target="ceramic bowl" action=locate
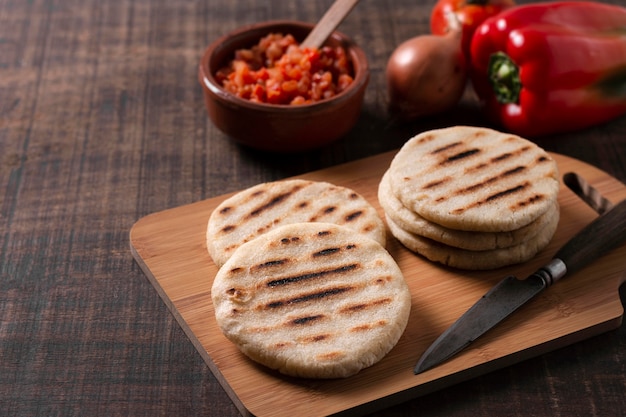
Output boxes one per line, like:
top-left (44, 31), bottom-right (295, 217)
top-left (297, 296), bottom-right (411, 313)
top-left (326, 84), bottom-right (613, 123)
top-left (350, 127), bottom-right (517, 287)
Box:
top-left (198, 20), bottom-right (369, 153)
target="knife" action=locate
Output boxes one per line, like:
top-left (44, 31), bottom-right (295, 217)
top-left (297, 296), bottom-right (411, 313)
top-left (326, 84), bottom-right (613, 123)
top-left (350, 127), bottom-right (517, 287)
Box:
top-left (414, 197), bottom-right (626, 374)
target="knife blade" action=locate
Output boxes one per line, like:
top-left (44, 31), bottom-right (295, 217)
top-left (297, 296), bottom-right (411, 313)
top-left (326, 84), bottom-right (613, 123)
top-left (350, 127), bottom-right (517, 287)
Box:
top-left (414, 197), bottom-right (626, 374)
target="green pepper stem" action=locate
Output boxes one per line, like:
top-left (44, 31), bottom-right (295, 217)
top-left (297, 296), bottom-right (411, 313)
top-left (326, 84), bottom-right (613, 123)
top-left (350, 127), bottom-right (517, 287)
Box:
top-left (488, 52), bottom-right (522, 104)
top-left (594, 66), bottom-right (626, 98)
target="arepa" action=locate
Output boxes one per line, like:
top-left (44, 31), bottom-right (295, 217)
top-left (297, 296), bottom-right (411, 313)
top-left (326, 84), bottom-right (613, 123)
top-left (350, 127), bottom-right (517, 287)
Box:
top-left (385, 204), bottom-right (559, 270)
top-left (378, 169), bottom-right (557, 251)
top-left (211, 222), bottom-right (411, 379)
top-left (387, 126), bottom-right (560, 232)
top-left (206, 179), bottom-right (386, 267)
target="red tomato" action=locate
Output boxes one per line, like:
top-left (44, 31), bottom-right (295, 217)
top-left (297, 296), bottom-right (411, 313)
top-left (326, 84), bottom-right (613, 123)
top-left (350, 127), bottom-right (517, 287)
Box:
top-left (430, 0), bottom-right (515, 57)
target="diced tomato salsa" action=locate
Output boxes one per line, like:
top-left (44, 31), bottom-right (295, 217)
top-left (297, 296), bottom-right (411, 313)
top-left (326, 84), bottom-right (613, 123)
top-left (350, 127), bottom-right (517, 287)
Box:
top-left (215, 33), bottom-right (354, 105)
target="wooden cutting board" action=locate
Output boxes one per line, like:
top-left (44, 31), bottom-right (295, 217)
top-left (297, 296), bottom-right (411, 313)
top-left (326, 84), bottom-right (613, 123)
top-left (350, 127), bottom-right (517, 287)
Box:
top-left (130, 152), bottom-right (626, 417)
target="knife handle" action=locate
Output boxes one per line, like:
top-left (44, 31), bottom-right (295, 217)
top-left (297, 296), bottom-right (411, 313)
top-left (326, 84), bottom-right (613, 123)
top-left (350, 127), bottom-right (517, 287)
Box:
top-left (554, 198), bottom-right (626, 279)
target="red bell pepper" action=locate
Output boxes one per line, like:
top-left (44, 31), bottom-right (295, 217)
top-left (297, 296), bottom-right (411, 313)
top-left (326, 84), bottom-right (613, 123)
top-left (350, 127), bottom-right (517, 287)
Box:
top-left (470, 1), bottom-right (626, 137)
top-left (430, 0), bottom-right (515, 57)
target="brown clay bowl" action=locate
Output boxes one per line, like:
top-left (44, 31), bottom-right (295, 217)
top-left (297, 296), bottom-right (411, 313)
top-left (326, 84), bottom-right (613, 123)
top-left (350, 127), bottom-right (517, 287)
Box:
top-left (198, 20), bottom-right (369, 153)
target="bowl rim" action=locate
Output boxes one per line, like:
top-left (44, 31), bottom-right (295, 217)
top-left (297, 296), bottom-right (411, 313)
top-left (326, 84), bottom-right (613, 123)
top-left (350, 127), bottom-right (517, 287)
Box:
top-left (198, 19), bottom-right (369, 113)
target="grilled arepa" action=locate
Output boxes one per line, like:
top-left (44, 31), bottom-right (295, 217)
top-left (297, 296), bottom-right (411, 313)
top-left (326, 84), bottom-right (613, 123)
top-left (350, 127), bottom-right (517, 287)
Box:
top-left (211, 222), bottom-right (411, 379)
top-left (207, 179), bottom-right (386, 267)
top-left (387, 126), bottom-right (560, 232)
top-left (378, 169), bottom-right (557, 251)
top-left (384, 202), bottom-right (559, 270)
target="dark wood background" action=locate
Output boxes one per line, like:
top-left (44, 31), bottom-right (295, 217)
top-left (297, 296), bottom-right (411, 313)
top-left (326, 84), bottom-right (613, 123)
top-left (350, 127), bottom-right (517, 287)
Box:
top-left (1, 0), bottom-right (625, 416)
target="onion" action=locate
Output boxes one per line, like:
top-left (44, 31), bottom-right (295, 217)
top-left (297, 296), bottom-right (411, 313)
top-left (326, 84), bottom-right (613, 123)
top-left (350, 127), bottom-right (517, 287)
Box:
top-left (386, 31), bottom-right (467, 120)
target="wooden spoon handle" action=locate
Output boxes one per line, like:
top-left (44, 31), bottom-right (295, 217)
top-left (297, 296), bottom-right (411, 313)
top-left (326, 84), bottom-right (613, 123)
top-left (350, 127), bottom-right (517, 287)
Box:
top-left (300, 0), bottom-right (361, 49)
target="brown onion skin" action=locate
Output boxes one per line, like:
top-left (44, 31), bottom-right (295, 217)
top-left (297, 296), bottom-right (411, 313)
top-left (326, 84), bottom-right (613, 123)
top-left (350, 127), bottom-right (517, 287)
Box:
top-left (386, 31), bottom-right (467, 120)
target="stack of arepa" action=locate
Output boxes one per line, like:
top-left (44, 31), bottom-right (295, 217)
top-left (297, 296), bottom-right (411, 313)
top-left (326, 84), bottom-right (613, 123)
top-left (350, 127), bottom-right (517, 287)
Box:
top-left (378, 126), bottom-right (561, 270)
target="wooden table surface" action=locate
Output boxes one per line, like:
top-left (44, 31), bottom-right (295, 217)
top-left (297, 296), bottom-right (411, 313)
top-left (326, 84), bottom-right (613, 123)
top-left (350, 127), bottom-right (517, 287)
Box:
top-left (2, 0), bottom-right (625, 416)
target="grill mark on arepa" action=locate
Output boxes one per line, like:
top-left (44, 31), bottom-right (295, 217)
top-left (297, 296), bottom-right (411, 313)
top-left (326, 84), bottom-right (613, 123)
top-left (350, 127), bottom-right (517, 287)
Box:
top-left (279, 236), bottom-right (301, 245)
top-left (486, 184), bottom-right (527, 202)
top-left (339, 297), bottom-right (393, 314)
top-left (442, 148), bottom-right (480, 164)
top-left (431, 141), bottom-right (462, 153)
top-left (351, 320), bottom-right (387, 332)
top-left (492, 152), bottom-right (513, 162)
top-left (423, 177), bottom-right (451, 190)
top-left (375, 275), bottom-right (394, 285)
top-left (313, 247), bottom-right (340, 257)
top-left (361, 224), bottom-right (376, 233)
top-left (247, 192), bottom-right (292, 218)
top-left (299, 334), bottom-right (331, 343)
top-left (463, 147), bottom-right (528, 175)
top-left (417, 133), bottom-right (436, 145)
top-left (245, 183), bottom-right (306, 220)
top-left (220, 224), bottom-right (236, 233)
top-left (513, 194), bottom-right (546, 210)
top-left (461, 166), bottom-right (526, 194)
top-left (290, 314), bottom-right (325, 325)
top-left (256, 221), bottom-right (279, 235)
top-left (312, 244), bottom-right (358, 258)
top-left (250, 258), bottom-right (289, 273)
top-left (309, 205), bottom-right (337, 221)
top-left (265, 285), bottom-right (354, 309)
top-left (317, 351), bottom-right (345, 361)
top-left (266, 264), bottom-right (359, 287)
top-left (451, 182), bottom-right (531, 214)
top-left (345, 210), bottom-right (364, 222)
